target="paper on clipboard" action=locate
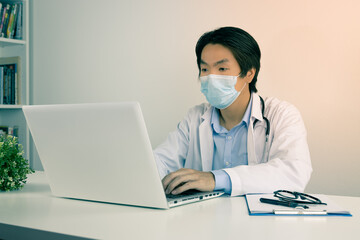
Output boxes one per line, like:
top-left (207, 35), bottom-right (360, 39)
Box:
top-left (245, 194), bottom-right (352, 216)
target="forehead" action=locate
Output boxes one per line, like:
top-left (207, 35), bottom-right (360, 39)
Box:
top-left (200, 44), bottom-right (237, 64)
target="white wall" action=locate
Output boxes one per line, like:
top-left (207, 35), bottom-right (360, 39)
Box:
top-left (30, 0), bottom-right (360, 197)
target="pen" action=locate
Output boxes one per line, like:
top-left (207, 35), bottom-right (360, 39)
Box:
top-left (260, 198), bottom-right (309, 209)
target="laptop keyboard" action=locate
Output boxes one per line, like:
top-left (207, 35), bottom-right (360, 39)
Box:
top-left (166, 189), bottom-right (202, 199)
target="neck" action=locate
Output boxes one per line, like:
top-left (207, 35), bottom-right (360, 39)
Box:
top-left (219, 91), bottom-right (251, 130)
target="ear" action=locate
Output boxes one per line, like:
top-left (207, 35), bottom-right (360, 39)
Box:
top-left (245, 68), bottom-right (256, 83)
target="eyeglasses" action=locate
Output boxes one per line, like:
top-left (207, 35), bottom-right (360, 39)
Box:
top-left (274, 190), bottom-right (327, 205)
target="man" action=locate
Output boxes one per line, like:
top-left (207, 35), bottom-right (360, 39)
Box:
top-left (154, 26), bottom-right (312, 196)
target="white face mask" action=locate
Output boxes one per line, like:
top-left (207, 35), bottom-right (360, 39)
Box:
top-left (200, 74), bottom-right (247, 109)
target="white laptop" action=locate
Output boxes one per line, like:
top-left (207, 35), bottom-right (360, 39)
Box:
top-left (23, 102), bottom-right (224, 209)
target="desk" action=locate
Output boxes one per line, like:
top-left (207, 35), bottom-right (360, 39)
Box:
top-left (0, 172), bottom-right (359, 240)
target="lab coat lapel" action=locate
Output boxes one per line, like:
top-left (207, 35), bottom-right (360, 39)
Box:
top-left (199, 107), bottom-right (214, 171)
top-left (248, 93), bottom-right (263, 165)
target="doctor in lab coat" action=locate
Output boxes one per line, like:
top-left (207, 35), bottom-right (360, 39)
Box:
top-left (154, 27), bottom-right (312, 196)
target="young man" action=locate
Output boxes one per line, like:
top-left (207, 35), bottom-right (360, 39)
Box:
top-left (154, 27), bottom-right (312, 196)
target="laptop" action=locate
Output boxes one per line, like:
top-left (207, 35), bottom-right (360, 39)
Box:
top-left (23, 102), bottom-right (224, 209)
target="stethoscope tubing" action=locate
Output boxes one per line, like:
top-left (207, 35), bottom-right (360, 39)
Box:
top-left (254, 96), bottom-right (270, 162)
top-left (253, 96), bottom-right (270, 138)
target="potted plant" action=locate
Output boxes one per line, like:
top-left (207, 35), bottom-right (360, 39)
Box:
top-left (0, 134), bottom-right (34, 191)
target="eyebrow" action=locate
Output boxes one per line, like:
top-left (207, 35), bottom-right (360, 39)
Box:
top-left (200, 58), bottom-right (229, 66)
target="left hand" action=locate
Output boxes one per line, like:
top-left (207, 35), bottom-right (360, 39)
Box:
top-left (162, 168), bottom-right (215, 195)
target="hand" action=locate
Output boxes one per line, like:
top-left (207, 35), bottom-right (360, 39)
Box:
top-left (162, 168), bottom-right (215, 195)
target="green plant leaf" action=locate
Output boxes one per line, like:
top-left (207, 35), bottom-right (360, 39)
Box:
top-left (0, 135), bottom-right (34, 191)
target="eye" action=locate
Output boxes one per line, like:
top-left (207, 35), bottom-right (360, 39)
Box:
top-left (219, 67), bottom-right (228, 72)
top-left (201, 68), bottom-right (208, 73)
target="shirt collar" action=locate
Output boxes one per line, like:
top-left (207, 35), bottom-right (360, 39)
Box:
top-left (211, 94), bottom-right (253, 133)
top-left (243, 94), bottom-right (253, 126)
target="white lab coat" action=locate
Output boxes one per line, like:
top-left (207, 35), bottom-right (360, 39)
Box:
top-left (154, 93), bottom-right (312, 196)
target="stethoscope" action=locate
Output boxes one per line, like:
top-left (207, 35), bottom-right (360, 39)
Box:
top-left (253, 96), bottom-right (270, 161)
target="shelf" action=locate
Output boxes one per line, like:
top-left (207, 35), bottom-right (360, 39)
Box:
top-left (0, 0), bottom-right (30, 164)
top-left (0, 104), bottom-right (23, 109)
top-left (0, 37), bottom-right (26, 47)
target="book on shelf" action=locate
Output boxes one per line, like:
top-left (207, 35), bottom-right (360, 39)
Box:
top-left (14, 2), bottom-right (22, 39)
top-left (7, 3), bottom-right (18, 38)
top-left (0, 2), bottom-right (23, 40)
top-left (0, 125), bottom-right (19, 137)
top-left (0, 56), bottom-right (21, 105)
top-left (1, 3), bottom-right (9, 38)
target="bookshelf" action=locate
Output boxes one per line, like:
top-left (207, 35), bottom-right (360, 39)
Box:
top-left (0, 0), bottom-right (30, 162)
top-left (0, 37), bottom-right (25, 45)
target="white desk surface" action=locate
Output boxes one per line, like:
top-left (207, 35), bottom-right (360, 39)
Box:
top-left (0, 172), bottom-right (359, 240)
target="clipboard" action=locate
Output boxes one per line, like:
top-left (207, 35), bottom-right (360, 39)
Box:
top-left (245, 194), bottom-right (352, 216)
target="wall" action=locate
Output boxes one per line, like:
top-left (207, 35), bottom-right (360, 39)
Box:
top-left (30, 0), bottom-right (360, 196)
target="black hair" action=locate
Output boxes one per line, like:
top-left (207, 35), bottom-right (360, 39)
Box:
top-left (195, 26), bottom-right (261, 93)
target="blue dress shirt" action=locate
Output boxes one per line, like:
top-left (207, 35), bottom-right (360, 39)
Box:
top-left (211, 96), bottom-right (253, 194)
